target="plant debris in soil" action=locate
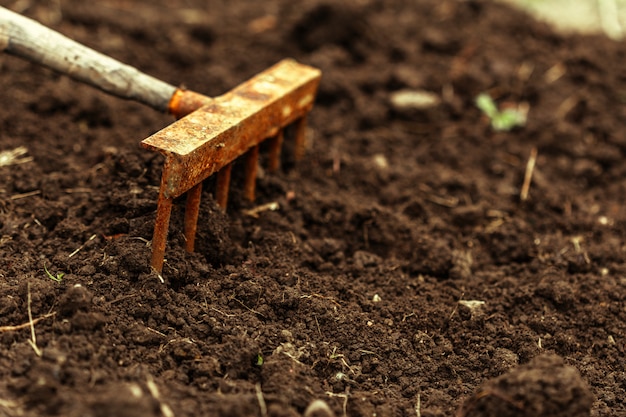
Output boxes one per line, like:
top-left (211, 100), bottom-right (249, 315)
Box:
top-left (1, 1), bottom-right (626, 416)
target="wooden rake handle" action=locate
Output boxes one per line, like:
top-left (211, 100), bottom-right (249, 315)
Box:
top-left (0, 6), bottom-right (208, 117)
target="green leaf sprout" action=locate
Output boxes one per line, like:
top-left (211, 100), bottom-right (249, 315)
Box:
top-left (475, 93), bottom-right (527, 131)
top-left (44, 263), bottom-right (65, 282)
top-left (255, 353), bottom-right (264, 366)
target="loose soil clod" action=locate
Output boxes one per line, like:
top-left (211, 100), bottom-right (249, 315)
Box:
top-left (457, 354), bottom-right (594, 417)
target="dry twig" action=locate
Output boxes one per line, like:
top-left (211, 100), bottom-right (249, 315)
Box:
top-left (10, 190), bottom-right (40, 200)
top-left (27, 283), bottom-right (41, 356)
top-left (520, 147), bottom-right (537, 201)
top-left (415, 393), bottom-right (421, 417)
top-left (255, 384), bottom-right (268, 417)
top-left (325, 390), bottom-right (349, 417)
top-left (0, 312), bottom-right (55, 332)
top-left (242, 202), bottom-right (280, 218)
top-left (0, 146), bottom-right (33, 167)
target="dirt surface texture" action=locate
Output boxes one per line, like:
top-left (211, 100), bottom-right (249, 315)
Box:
top-left (1, 1), bottom-right (625, 416)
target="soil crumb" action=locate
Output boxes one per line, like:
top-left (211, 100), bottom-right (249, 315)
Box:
top-left (458, 354), bottom-right (593, 417)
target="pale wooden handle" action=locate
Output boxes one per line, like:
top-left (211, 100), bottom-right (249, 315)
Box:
top-left (0, 6), bottom-right (177, 112)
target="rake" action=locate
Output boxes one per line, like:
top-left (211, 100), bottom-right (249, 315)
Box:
top-left (0, 7), bottom-right (321, 273)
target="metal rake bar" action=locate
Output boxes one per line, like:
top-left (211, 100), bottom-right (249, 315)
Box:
top-left (142, 59), bottom-right (321, 273)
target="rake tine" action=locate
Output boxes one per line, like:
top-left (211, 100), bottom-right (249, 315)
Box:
top-left (151, 189), bottom-right (174, 273)
top-left (267, 129), bottom-right (284, 173)
top-left (184, 182), bottom-right (202, 252)
top-left (244, 145), bottom-right (260, 202)
top-left (294, 116), bottom-right (308, 162)
top-left (215, 163), bottom-right (233, 210)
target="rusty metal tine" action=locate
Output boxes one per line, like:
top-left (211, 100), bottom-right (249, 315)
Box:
top-left (142, 60), bottom-right (321, 272)
top-left (151, 191), bottom-right (174, 273)
top-left (215, 163), bottom-right (233, 210)
top-left (294, 116), bottom-right (308, 162)
top-left (267, 129), bottom-right (284, 173)
top-left (183, 182), bottom-right (202, 252)
top-left (244, 145), bottom-right (260, 202)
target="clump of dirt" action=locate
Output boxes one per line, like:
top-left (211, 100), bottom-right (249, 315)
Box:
top-left (458, 354), bottom-right (593, 417)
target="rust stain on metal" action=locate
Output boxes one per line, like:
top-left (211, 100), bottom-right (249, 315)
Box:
top-left (168, 89), bottom-right (213, 119)
top-left (183, 182), bottom-right (203, 252)
top-left (215, 163), bottom-right (233, 210)
top-left (142, 59), bottom-right (321, 272)
top-left (267, 129), bottom-right (284, 173)
top-left (293, 116), bottom-right (308, 162)
top-left (244, 145), bottom-right (260, 202)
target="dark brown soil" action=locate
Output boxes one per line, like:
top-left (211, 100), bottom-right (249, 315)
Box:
top-left (458, 354), bottom-right (593, 417)
top-left (1, 1), bottom-right (625, 416)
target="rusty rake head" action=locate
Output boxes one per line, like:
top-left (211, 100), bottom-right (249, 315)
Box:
top-left (141, 59), bottom-right (321, 273)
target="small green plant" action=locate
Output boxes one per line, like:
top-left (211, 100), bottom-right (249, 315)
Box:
top-left (329, 346), bottom-right (342, 360)
top-left (475, 93), bottom-right (527, 131)
top-left (44, 263), bottom-right (65, 282)
top-left (255, 353), bottom-right (264, 366)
